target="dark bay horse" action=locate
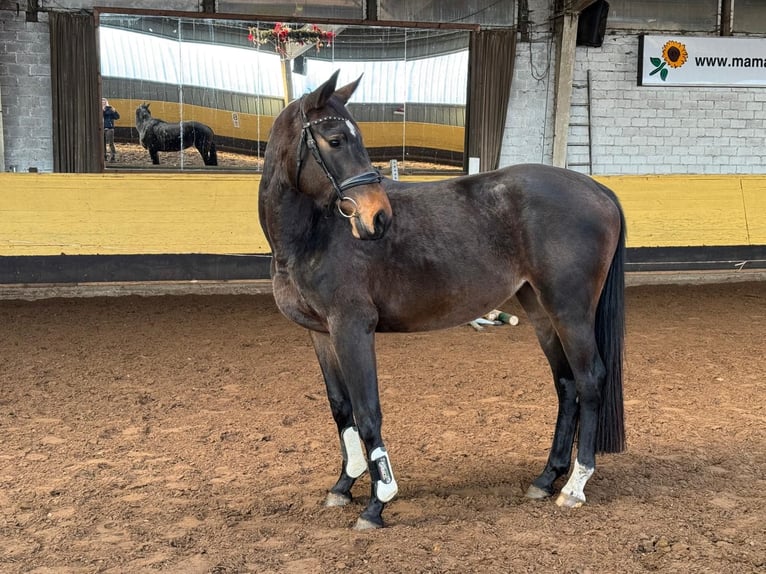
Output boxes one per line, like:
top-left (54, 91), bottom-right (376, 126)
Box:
top-left (135, 103), bottom-right (218, 166)
top-left (259, 71), bottom-right (626, 530)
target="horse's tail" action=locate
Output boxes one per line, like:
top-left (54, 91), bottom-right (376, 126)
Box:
top-left (595, 189), bottom-right (626, 454)
top-left (208, 140), bottom-right (218, 166)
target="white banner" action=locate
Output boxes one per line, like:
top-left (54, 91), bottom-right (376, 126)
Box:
top-left (639, 35), bottom-right (766, 87)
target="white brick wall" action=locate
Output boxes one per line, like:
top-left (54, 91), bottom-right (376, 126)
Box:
top-left (501, 40), bottom-right (556, 167)
top-left (0, 11), bottom-right (52, 172)
top-left (587, 35), bottom-right (766, 174)
top-left (501, 31), bottom-right (766, 175)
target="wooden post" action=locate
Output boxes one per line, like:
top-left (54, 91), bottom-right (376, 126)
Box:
top-left (721, 0), bottom-right (733, 36)
top-left (552, 1), bottom-right (600, 168)
top-left (281, 60), bottom-right (293, 106)
top-left (552, 10), bottom-right (579, 168)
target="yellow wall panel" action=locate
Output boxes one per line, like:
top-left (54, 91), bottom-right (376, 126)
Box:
top-left (0, 174), bottom-right (266, 256)
top-left (110, 99), bottom-right (465, 154)
top-left (596, 176), bottom-right (751, 248)
top-left (0, 172), bottom-right (762, 257)
top-left (740, 178), bottom-right (766, 245)
top-left (359, 122), bottom-right (465, 153)
top-left (112, 99), bottom-right (275, 142)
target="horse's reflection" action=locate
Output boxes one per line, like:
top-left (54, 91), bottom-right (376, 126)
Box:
top-left (135, 103), bottom-right (217, 166)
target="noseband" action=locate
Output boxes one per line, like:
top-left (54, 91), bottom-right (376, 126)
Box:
top-left (296, 99), bottom-right (381, 218)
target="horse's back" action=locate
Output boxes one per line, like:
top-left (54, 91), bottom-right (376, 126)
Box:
top-left (496, 164), bottom-right (621, 235)
top-left (489, 164), bottom-right (623, 282)
top-left (386, 164), bottom-right (620, 241)
top-left (370, 164), bottom-right (623, 330)
top-left (457, 164), bottom-right (618, 216)
top-left (185, 121), bottom-right (214, 136)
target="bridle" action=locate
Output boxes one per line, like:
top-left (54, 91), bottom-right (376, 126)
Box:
top-left (296, 98), bottom-right (381, 218)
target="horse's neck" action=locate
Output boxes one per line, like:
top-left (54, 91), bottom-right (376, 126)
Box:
top-left (261, 179), bottom-right (328, 265)
top-left (138, 118), bottom-right (160, 136)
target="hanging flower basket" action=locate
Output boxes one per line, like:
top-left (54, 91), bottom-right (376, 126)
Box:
top-left (248, 23), bottom-right (336, 60)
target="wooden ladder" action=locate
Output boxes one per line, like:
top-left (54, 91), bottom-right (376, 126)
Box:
top-left (566, 69), bottom-right (593, 174)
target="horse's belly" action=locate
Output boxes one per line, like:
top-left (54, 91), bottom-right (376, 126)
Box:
top-left (272, 273), bottom-right (328, 332)
top-left (378, 308), bottom-right (494, 332)
top-left (376, 281), bottom-right (521, 333)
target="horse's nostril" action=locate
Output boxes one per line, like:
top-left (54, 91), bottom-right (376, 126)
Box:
top-left (374, 209), bottom-right (390, 236)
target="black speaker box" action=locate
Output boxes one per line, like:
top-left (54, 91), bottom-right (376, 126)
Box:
top-left (293, 55), bottom-right (306, 75)
top-left (577, 0), bottom-right (609, 47)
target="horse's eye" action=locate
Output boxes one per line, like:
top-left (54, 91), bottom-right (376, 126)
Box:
top-left (328, 138), bottom-right (342, 148)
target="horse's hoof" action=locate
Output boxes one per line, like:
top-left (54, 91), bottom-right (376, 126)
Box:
top-left (353, 516), bottom-right (383, 531)
top-left (555, 491), bottom-right (585, 508)
top-left (325, 492), bottom-right (352, 507)
top-left (525, 485), bottom-right (552, 500)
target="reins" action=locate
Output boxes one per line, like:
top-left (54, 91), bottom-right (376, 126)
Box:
top-left (296, 98), bottom-right (381, 218)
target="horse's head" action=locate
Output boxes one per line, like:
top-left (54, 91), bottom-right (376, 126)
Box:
top-left (135, 103), bottom-right (152, 126)
top-left (273, 71), bottom-right (392, 240)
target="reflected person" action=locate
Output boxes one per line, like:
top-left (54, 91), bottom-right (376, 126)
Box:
top-left (102, 98), bottom-right (120, 162)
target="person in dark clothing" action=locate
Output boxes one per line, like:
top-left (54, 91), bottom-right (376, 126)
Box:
top-left (102, 98), bottom-right (120, 162)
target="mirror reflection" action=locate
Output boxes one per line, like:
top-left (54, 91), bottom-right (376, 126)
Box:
top-left (98, 14), bottom-right (468, 173)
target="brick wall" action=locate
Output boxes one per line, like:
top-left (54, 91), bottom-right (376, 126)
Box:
top-left (0, 10), bottom-right (52, 172)
top-left (586, 35), bottom-right (766, 175)
top-left (501, 32), bottom-right (766, 175)
top-left (501, 40), bottom-right (556, 167)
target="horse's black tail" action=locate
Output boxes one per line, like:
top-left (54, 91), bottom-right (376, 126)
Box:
top-left (207, 141), bottom-right (218, 166)
top-left (595, 192), bottom-right (626, 454)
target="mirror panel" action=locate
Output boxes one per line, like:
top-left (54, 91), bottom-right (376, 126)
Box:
top-left (99, 14), bottom-right (468, 173)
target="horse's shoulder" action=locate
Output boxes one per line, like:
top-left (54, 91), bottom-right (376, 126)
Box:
top-left (272, 266), bottom-right (328, 331)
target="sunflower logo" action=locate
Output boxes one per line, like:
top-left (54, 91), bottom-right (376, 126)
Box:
top-left (649, 40), bottom-right (688, 81)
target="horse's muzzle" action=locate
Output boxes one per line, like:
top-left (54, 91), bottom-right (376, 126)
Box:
top-left (345, 193), bottom-right (392, 240)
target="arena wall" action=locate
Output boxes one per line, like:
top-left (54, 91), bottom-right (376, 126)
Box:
top-left (0, 172), bottom-right (763, 282)
top-left (2, 2), bottom-right (765, 283)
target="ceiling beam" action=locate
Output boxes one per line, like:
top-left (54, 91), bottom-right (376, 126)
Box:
top-left (567, 0), bottom-right (599, 14)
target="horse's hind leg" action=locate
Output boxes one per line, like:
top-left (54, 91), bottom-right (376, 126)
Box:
top-left (310, 331), bottom-right (367, 507)
top-left (149, 148), bottom-right (160, 165)
top-left (196, 144), bottom-right (208, 165)
top-left (516, 284), bottom-right (579, 499)
top-left (550, 321), bottom-right (606, 507)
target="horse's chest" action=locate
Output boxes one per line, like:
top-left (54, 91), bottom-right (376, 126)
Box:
top-left (137, 129), bottom-right (151, 148)
top-left (272, 270), bottom-right (328, 332)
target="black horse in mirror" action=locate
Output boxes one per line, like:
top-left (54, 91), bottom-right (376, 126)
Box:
top-left (135, 103), bottom-right (218, 166)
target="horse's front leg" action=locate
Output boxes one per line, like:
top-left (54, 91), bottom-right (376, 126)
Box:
top-left (310, 331), bottom-right (367, 506)
top-left (149, 148), bottom-right (160, 165)
top-left (329, 319), bottom-right (398, 530)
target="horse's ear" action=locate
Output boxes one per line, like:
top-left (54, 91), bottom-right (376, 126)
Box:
top-left (302, 70), bottom-right (341, 112)
top-left (334, 74), bottom-right (363, 106)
